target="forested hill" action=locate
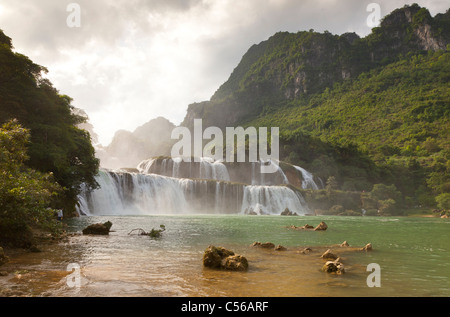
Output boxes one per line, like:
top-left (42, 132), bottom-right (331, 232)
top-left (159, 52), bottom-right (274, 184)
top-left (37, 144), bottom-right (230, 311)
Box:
top-left (181, 4), bottom-right (450, 212)
top-left (0, 29), bottom-right (99, 216)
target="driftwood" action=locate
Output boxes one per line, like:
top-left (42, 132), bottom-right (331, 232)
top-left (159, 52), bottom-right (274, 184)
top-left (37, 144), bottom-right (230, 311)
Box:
top-left (128, 225), bottom-right (166, 238)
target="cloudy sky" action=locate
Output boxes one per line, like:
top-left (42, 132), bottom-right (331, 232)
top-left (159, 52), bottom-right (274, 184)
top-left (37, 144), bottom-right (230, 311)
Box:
top-left (0, 0), bottom-right (448, 145)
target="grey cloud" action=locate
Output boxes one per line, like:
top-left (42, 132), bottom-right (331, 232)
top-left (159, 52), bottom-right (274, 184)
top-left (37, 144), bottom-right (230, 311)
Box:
top-left (1, 0), bottom-right (448, 144)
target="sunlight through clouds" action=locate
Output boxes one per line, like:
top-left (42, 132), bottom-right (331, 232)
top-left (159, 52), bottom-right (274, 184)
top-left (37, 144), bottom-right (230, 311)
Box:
top-left (0, 0), bottom-right (448, 145)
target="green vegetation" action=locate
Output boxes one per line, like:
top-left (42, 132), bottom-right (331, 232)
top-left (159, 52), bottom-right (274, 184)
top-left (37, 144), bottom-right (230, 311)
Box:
top-left (0, 120), bottom-right (62, 247)
top-left (0, 29), bottom-right (99, 246)
top-left (249, 50), bottom-right (449, 213)
top-left (182, 4), bottom-right (450, 215)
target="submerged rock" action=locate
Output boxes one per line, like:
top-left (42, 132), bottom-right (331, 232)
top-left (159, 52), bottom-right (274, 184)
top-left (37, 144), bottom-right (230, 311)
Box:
top-left (281, 208), bottom-right (298, 216)
top-left (275, 245), bottom-right (287, 251)
top-left (298, 247), bottom-right (313, 254)
top-left (203, 245), bottom-right (248, 271)
top-left (82, 221), bottom-right (113, 235)
top-left (251, 242), bottom-right (276, 249)
top-left (321, 249), bottom-right (338, 260)
top-left (360, 243), bottom-right (373, 251)
top-left (322, 260), bottom-right (345, 274)
top-left (314, 221), bottom-right (328, 231)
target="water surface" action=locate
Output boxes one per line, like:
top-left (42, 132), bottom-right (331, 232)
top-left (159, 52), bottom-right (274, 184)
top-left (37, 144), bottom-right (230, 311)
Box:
top-left (1, 215), bottom-right (449, 297)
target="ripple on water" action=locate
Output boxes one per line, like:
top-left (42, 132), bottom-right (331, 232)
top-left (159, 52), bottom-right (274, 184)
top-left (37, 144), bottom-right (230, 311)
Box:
top-left (1, 215), bottom-right (449, 296)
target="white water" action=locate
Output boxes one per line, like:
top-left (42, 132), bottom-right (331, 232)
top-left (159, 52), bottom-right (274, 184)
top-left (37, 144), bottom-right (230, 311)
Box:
top-left (77, 170), bottom-right (189, 215)
top-left (294, 165), bottom-right (319, 190)
top-left (198, 157), bottom-right (230, 181)
top-left (77, 169), bottom-right (310, 216)
top-left (241, 185), bottom-right (309, 215)
top-left (250, 160), bottom-right (289, 185)
top-left (137, 157), bottom-right (297, 186)
top-left (137, 157), bottom-right (230, 182)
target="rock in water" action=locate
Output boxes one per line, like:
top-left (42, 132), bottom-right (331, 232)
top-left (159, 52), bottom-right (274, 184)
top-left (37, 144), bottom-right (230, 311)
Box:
top-left (281, 208), bottom-right (298, 216)
top-left (82, 221), bottom-right (113, 235)
top-left (361, 243), bottom-right (373, 251)
top-left (321, 249), bottom-right (338, 260)
top-left (314, 221), bottom-right (328, 231)
top-left (223, 255), bottom-right (249, 271)
top-left (322, 260), bottom-right (345, 274)
top-left (203, 245), bottom-right (248, 271)
top-left (298, 247), bottom-right (313, 254)
top-left (275, 245), bottom-right (287, 251)
top-left (250, 242), bottom-right (275, 249)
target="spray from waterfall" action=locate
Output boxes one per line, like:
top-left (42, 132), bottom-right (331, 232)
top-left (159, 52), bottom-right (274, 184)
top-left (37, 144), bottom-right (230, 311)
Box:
top-left (77, 158), bottom-right (319, 216)
top-left (76, 168), bottom-right (310, 216)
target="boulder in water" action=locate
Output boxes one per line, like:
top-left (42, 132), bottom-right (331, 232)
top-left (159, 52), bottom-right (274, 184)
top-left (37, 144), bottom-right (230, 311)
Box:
top-left (251, 242), bottom-right (275, 249)
top-left (340, 241), bottom-right (349, 247)
top-left (360, 243), bottom-right (373, 251)
top-left (281, 208), bottom-right (298, 216)
top-left (203, 245), bottom-right (248, 271)
top-left (322, 260), bottom-right (345, 274)
top-left (82, 221), bottom-right (113, 235)
top-left (298, 247), bottom-right (313, 254)
top-left (223, 255), bottom-right (249, 271)
top-left (314, 221), bottom-right (328, 231)
top-left (275, 245), bottom-right (287, 251)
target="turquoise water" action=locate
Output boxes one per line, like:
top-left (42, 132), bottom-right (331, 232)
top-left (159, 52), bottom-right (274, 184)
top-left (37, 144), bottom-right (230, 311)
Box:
top-left (1, 215), bottom-right (449, 296)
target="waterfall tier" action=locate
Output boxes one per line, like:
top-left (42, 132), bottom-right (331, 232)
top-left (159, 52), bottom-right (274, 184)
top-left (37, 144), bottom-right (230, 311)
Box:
top-left (77, 169), bottom-right (310, 216)
top-left (137, 157), bottom-right (318, 188)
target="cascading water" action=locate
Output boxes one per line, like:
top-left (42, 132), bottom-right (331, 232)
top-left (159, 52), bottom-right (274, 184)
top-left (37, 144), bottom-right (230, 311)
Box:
top-left (138, 157), bottom-right (291, 186)
top-left (241, 185), bottom-right (309, 215)
top-left (76, 168), bottom-right (310, 216)
top-left (138, 157), bottom-right (230, 182)
top-left (77, 170), bottom-right (190, 215)
top-left (294, 165), bottom-right (320, 190)
top-left (77, 157), bottom-right (319, 216)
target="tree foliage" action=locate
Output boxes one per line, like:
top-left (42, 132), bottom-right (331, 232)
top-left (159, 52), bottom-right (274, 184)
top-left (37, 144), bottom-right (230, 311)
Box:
top-left (0, 120), bottom-right (62, 247)
top-left (180, 5), bottom-right (449, 212)
top-left (0, 29), bottom-right (99, 215)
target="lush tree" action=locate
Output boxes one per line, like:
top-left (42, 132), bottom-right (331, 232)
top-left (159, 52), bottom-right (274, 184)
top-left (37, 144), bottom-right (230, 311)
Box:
top-left (0, 29), bottom-right (99, 215)
top-left (436, 193), bottom-right (450, 210)
top-left (0, 120), bottom-right (62, 247)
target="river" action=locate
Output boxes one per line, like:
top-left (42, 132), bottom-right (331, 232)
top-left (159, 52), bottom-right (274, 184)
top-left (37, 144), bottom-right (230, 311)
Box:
top-left (0, 215), bottom-right (449, 297)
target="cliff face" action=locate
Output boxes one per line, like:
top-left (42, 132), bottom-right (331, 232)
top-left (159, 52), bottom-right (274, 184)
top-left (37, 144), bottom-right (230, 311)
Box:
top-left (181, 4), bottom-right (449, 130)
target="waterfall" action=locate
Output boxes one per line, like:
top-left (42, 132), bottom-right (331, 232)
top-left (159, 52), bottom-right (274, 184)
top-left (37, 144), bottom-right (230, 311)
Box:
top-left (137, 157), bottom-right (230, 182)
top-left (76, 168), bottom-right (309, 216)
top-left (241, 185), bottom-right (309, 215)
top-left (78, 157), bottom-right (319, 216)
top-left (137, 157), bottom-right (294, 186)
top-left (294, 165), bottom-right (319, 190)
top-left (77, 169), bottom-right (190, 215)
